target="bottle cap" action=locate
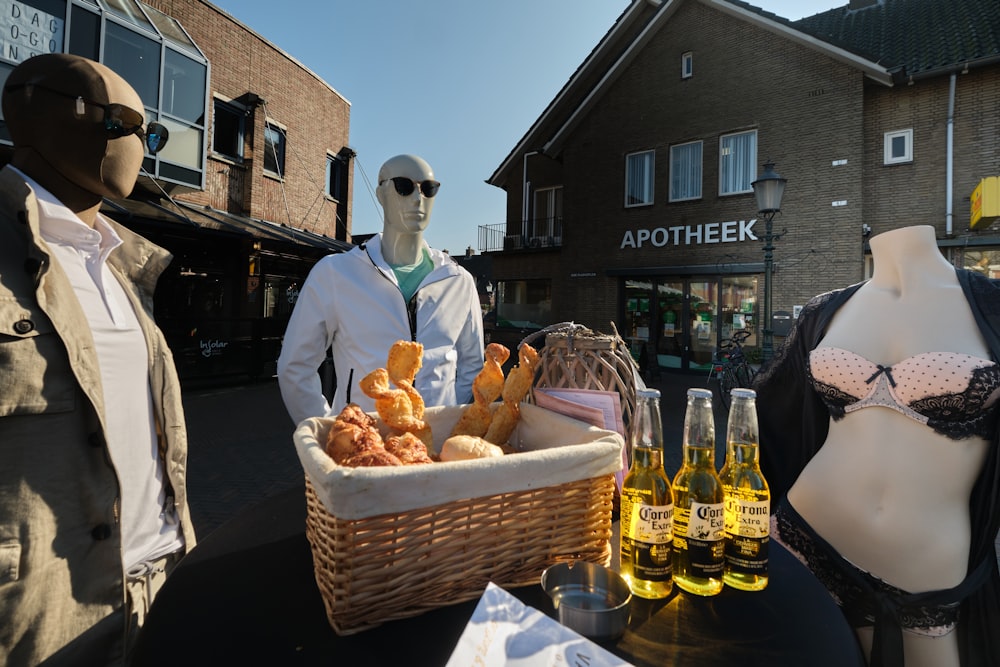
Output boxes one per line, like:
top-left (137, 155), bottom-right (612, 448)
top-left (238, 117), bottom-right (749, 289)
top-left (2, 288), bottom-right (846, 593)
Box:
top-left (686, 388), bottom-right (712, 399)
top-left (730, 388), bottom-right (756, 400)
top-left (637, 388), bottom-right (662, 400)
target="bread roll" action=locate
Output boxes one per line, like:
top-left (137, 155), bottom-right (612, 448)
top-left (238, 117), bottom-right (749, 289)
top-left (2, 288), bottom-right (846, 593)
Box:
top-left (440, 435), bottom-right (505, 462)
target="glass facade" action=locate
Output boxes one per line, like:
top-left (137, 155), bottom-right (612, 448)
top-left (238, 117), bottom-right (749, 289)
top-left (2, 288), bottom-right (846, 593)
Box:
top-left (0, 0), bottom-right (208, 189)
top-left (624, 275), bottom-right (760, 373)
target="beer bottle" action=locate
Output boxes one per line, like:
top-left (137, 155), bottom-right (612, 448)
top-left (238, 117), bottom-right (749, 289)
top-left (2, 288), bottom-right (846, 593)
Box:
top-left (672, 388), bottom-right (725, 596)
top-left (720, 388), bottom-right (770, 591)
top-left (619, 388), bottom-right (674, 599)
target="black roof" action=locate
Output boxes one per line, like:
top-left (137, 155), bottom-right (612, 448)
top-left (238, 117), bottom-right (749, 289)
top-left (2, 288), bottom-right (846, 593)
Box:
top-left (733, 0), bottom-right (1000, 77)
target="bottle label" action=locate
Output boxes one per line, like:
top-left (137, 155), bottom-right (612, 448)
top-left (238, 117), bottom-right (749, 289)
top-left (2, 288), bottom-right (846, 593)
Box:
top-left (678, 501), bottom-right (724, 579)
top-left (724, 497), bottom-right (770, 575)
top-left (724, 497), bottom-right (770, 538)
top-left (622, 497), bottom-right (673, 581)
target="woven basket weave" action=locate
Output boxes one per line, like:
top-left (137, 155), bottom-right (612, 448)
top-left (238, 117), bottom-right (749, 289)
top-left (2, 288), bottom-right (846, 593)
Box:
top-left (304, 474), bottom-right (614, 635)
top-left (527, 322), bottom-right (643, 433)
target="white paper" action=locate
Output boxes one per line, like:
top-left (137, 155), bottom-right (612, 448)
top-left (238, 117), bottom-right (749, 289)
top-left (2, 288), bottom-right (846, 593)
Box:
top-left (445, 583), bottom-right (634, 667)
top-left (534, 388), bottom-right (628, 490)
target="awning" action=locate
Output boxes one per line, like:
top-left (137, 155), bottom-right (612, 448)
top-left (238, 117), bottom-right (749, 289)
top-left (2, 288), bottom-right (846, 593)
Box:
top-left (103, 196), bottom-right (354, 253)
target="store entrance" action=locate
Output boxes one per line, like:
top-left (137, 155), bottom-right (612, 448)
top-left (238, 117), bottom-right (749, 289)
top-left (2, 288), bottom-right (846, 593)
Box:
top-left (623, 276), bottom-right (759, 375)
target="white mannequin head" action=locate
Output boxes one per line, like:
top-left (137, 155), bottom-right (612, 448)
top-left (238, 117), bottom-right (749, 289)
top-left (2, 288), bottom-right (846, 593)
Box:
top-left (376, 154), bottom-right (438, 236)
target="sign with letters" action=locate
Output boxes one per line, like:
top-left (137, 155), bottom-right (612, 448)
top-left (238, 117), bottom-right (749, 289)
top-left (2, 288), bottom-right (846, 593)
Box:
top-left (0, 1), bottom-right (64, 65)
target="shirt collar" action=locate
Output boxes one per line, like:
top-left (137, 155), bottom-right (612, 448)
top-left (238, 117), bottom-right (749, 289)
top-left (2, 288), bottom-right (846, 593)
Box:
top-left (10, 166), bottom-right (123, 258)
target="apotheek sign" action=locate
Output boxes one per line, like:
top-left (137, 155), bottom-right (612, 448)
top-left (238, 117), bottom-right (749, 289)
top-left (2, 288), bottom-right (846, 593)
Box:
top-left (620, 219), bottom-right (758, 249)
top-left (0, 1), bottom-right (64, 64)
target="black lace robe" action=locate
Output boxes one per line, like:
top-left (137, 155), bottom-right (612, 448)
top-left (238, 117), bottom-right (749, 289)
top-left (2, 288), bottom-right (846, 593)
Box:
top-left (753, 269), bottom-right (1000, 667)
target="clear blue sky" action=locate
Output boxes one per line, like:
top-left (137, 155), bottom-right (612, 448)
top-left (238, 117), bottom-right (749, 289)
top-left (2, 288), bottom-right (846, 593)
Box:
top-left (210, 0), bottom-right (840, 254)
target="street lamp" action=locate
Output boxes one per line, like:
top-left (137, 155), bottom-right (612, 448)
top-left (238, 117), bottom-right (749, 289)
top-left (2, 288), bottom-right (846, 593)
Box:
top-left (751, 161), bottom-right (787, 364)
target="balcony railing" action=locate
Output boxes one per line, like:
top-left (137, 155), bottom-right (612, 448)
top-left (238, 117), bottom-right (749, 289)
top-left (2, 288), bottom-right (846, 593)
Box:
top-left (479, 217), bottom-right (563, 253)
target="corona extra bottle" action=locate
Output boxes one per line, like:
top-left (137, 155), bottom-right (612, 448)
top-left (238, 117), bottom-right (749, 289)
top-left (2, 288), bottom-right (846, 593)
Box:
top-left (720, 388), bottom-right (770, 591)
top-left (619, 388), bottom-right (674, 599)
top-left (672, 388), bottom-right (725, 596)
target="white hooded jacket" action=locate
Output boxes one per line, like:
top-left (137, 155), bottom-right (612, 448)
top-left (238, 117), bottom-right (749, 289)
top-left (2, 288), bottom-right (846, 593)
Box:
top-left (277, 233), bottom-right (484, 425)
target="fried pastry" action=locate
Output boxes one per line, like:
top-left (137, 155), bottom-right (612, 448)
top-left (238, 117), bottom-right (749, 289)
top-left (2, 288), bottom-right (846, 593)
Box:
top-left (483, 343), bottom-right (539, 446)
top-left (359, 367), bottom-right (433, 447)
top-left (450, 343), bottom-right (510, 438)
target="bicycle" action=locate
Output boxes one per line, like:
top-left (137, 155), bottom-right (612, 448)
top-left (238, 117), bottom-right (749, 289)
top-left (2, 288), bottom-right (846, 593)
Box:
top-left (709, 329), bottom-right (757, 410)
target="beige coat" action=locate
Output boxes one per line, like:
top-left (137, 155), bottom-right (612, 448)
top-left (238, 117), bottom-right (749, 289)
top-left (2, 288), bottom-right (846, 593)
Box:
top-left (0, 167), bottom-right (195, 666)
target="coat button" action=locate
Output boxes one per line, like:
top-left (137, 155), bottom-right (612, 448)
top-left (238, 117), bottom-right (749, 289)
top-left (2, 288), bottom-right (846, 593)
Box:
top-left (23, 258), bottom-right (41, 275)
top-left (13, 319), bottom-right (34, 334)
top-left (91, 524), bottom-right (113, 541)
top-left (16, 210), bottom-right (27, 225)
top-left (87, 432), bottom-right (106, 448)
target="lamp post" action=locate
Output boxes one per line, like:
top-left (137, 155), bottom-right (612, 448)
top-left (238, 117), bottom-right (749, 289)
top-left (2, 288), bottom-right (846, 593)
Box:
top-left (751, 161), bottom-right (787, 364)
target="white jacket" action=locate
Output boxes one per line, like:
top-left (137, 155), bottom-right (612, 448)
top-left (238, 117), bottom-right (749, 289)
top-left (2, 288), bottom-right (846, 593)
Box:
top-left (277, 233), bottom-right (484, 425)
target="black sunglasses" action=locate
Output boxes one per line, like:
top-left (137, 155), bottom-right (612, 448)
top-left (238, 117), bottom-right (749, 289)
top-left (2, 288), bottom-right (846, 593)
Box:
top-left (5, 82), bottom-right (169, 154)
top-left (381, 176), bottom-right (440, 198)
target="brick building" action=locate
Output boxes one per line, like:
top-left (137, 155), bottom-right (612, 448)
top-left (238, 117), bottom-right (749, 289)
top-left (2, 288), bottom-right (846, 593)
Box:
top-left (0, 0), bottom-right (354, 382)
top-left (485, 0), bottom-right (1000, 373)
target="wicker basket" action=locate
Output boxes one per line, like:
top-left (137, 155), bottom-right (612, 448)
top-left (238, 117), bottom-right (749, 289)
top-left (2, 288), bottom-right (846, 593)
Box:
top-left (295, 404), bottom-right (621, 635)
top-left (527, 322), bottom-right (643, 434)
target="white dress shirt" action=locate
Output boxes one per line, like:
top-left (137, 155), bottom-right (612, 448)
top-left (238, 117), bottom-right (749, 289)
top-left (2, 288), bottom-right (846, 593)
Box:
top-left (15, 168), bottom-right (183, 569)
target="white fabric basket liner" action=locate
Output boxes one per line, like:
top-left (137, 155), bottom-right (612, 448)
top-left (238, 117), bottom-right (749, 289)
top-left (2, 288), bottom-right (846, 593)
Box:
top-left (294, 403), bottom-right (624, 520)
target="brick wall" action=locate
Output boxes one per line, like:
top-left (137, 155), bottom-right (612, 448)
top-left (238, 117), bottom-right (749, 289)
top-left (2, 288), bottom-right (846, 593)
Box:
top-left (145, 0), bottom-right (352, 240)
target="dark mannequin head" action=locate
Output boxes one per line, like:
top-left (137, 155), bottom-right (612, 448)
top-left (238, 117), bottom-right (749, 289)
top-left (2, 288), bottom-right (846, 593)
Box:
top-left (3, 53), bottom-right (148, 209)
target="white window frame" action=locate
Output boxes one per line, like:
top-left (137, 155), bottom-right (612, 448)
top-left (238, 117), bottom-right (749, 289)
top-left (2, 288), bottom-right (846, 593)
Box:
top-left (883, 129), bottom-right (913, 164)
top-left (625, 150), bottom-right (655, 207)
top-left (669, 140), bottom-right (703, 202)
top-left (719, 129), bottom-right (757, 196)
top-left (681, 52), bottom-right (693, 79)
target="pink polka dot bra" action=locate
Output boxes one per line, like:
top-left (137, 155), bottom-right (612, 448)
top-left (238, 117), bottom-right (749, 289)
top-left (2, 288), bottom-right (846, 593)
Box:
top-left (808, 347), bottom-right (1000, 440)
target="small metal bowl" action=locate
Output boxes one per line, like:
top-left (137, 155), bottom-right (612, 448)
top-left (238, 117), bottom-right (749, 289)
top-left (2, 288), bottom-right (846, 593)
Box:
top-left (541, 561), bottom-right (632, 641)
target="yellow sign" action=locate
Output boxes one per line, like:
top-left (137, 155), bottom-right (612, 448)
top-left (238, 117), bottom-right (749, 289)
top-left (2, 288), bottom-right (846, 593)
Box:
top-left (971, 176), bottom-right (1000, 229)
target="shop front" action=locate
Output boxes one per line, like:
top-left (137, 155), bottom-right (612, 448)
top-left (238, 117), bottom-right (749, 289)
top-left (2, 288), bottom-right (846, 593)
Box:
top-left (613, 265), bottom-right (763, 376)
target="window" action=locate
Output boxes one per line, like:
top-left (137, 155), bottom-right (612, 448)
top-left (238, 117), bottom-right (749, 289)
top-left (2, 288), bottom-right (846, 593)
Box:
top-left (496, 279), bottom-right (552, 329)
top-left (681, 52), bottom-right (693, 79)
top-left (719, 130), bottom-right (757, 195)
top-left (884, 129), bottom-right (913, 164)
top-left (213, 100), bottom-right (245, 161)
top-left (531, 186), bottom-right (562, 241)
top-left (625, 150), bottom-right (655, 207)
top-left (325, 154), bottom-right (345, 200)
top-left (670, 140), bottom-right (702, 201)
top-left (263, 122), bottom-right (286, 176)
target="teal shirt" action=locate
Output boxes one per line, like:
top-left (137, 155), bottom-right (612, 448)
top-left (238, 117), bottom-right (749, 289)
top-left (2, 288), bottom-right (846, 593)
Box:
top-left (391, 249), bottom-right (434, 302)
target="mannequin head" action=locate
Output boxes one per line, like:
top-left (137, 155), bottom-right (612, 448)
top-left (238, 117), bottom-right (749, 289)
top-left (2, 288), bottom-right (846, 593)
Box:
top-left (3, 53), bottom-right (149, 215)
top-left (376, 154), bottom-right (438, 236)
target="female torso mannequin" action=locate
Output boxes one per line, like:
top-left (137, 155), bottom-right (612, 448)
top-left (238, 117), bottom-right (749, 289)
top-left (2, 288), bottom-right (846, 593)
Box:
top-left (786, 225), bottom-right (992, 666)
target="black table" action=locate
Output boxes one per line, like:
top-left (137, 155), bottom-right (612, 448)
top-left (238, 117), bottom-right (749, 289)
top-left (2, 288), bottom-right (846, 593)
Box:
top-left (133, 485), bottom-right (865, 666)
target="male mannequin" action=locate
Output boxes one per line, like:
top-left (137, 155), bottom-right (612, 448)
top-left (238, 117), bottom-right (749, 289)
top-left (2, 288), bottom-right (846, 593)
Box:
top-left (0, 54), bottom-right (194, 666)
top-left (278, 154), bottom-right (484, 424)
top-left (755, 226), bottom-right (1000, 667)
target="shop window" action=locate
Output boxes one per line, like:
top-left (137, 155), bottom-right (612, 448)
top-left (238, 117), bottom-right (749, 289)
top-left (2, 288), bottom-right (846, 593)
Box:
top-left (963, 249), bottom-right (1000, 279)
top-left (681, 52), bottom-right (693, 79)
top-left (214, 100), bottom-right (245, 161)
top-left (625, 150), bottom-right (655, 207)
top-left (495, 279), bottom-right (552, 330)
top-left (883, 129), bottom-right (912, 164)
top-left (669, 140), bottom-right (702, 202)
top-left (104, 21), bottom-right (160, 107)
top-left (69, 5), bottom-right (101, 61)
top-left (162, 48), bottom-right (205, 123)
top-left (326, 154), bottom-right (345, 200)
top-left (264, 122), bottom-right (286, 177)
top-left (719, 130), bottom-right (756, 195)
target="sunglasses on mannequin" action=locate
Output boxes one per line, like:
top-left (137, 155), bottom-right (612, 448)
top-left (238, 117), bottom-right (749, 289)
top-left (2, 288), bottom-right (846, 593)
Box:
top-left (380, 176), bottom-right (440, 198)
top-left (4, 82), bottom-right (170, 154)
